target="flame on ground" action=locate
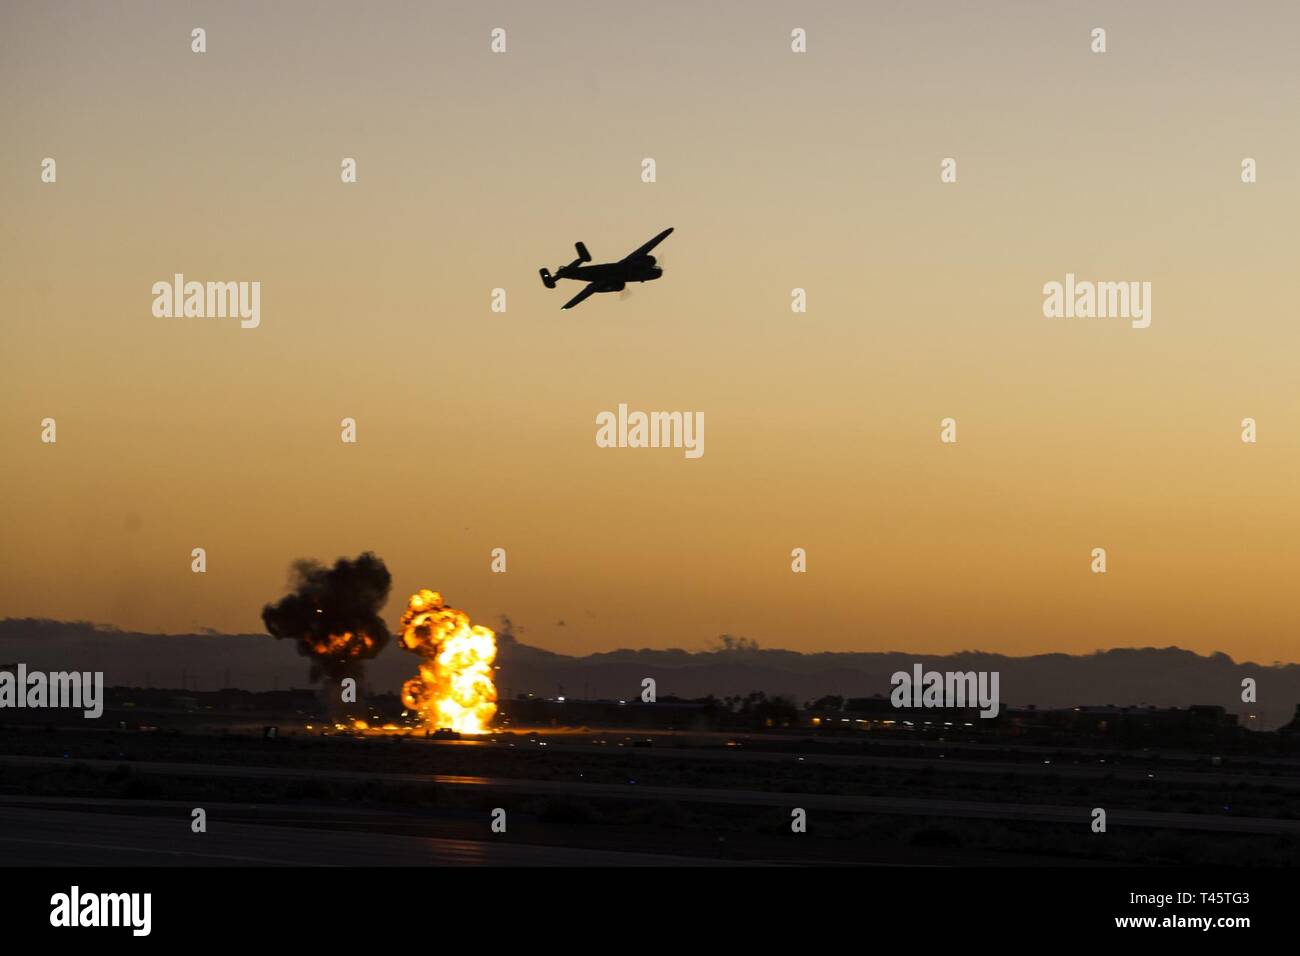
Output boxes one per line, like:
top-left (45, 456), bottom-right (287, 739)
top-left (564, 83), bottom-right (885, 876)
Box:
top-left (398, 589), bottom-right (498, 735)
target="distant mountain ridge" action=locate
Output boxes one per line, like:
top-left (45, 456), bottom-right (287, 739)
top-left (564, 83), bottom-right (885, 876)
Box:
top-left (3, 618), bottom-right (1297, 729)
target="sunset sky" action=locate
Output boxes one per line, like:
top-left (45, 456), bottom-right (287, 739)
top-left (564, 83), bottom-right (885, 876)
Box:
top-left (3, 1), bottom-right (1298, 662)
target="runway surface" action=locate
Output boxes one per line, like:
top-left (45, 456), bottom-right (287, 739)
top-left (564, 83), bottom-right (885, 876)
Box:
top-left (0, 804), bottom-right (740, 866)
top-left (4, 754), bottom-right (1297, 835)
top-left (485, 738), bottom-right (1300, 789)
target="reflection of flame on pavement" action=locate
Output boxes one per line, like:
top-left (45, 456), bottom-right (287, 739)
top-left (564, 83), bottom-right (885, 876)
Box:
top-left (397, 589), bottom-right (498, 735)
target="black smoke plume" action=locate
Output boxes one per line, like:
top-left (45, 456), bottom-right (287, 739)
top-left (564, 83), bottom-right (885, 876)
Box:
top-left (261, 552), bottom-right (392, 684)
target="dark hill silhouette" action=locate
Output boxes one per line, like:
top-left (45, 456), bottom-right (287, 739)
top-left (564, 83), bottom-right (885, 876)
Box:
top-left (2, 618), bottom-right (1296, 729)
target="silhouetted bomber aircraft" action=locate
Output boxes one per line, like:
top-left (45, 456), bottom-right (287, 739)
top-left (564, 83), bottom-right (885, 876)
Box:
top-left (540, 227), bottom-right (673, 310)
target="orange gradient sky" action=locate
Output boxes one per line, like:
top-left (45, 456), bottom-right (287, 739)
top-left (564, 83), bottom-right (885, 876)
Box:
top-left (2, 1), bottom-right (1298, 661)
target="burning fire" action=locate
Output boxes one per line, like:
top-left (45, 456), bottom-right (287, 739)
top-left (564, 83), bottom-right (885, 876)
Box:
top-left (398, 589), bottom-right (498, 735)
top-left (260, 552), bottom-right (392, 685)
top-left (304, 630), bottom-right (377, 660)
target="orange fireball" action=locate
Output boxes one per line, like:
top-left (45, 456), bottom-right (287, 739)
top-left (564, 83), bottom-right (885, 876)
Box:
top-left (398, 589), bottom-right (497, 734)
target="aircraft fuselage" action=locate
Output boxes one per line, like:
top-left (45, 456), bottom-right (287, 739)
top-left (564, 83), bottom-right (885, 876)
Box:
top-left (561, 257), bottom-right (662, 284)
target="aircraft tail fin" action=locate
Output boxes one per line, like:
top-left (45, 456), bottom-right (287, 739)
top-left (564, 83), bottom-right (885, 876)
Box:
top-left (539, 268), bottom-right (556, 289)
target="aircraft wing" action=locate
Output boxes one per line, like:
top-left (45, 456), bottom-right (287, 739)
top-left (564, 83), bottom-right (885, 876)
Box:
top-left (619, 227), bottom-right (674, 262)
top-left (561, 282), bottom-right (601, 310)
